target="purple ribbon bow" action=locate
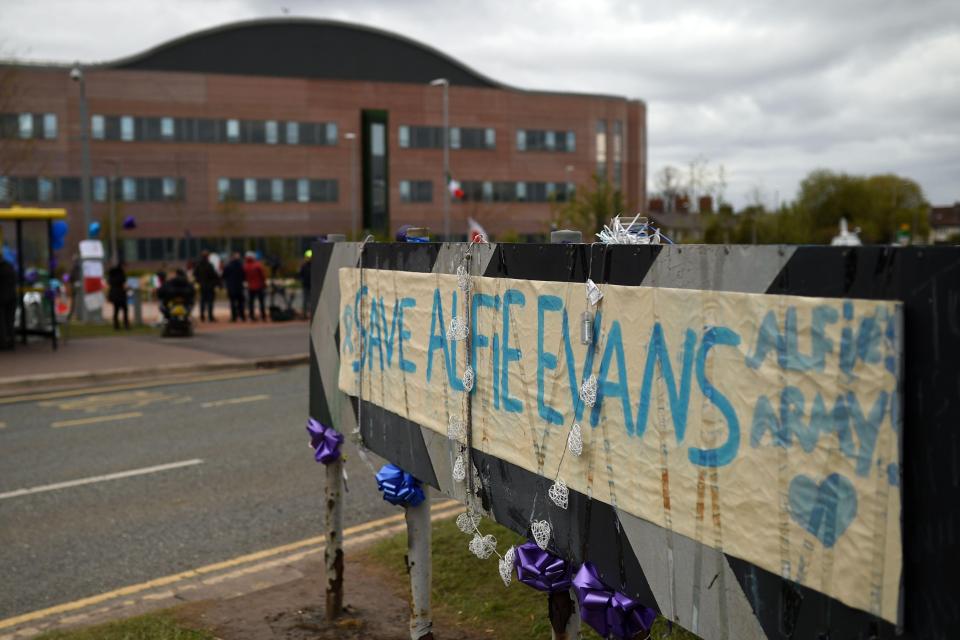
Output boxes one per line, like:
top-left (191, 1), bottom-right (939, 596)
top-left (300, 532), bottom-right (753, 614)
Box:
top-left (375, 463), bottom-right (425, 507)
top-left (514, 541), bottom-right (572, 593)
top-left (573, 562), bottom-right (656, 639)
top-left (306, 418), bottom-right (344, 465)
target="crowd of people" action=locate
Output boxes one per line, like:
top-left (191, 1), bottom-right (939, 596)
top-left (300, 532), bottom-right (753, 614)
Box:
top-left (104, 250), bottom-right (312, 330)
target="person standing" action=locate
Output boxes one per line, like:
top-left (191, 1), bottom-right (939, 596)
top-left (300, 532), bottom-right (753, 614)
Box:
top-left (222, 252), bottom-right (246, 322)
top-left (243, 251), bottom-right (267, 322)
top-left (194, 250), bottom-right (220, 322)
top-left (0, 255), bottom-right (16, 349)
top-left (107, 260), bottom-right (130, 330)
top-left (298, 249), bottom-right (312, 319)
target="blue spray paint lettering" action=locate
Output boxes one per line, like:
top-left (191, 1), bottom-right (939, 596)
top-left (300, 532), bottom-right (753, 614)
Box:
top-left (471, 292), bottom-right (500, 397)
top-left (536, 295), bottom-right (564, 425)
top-left (501, 289), bottom-right (525, 412)
top-left (688, 326), bottom-right (741, 467)
top-left (634, 323), bottom-right (696, 439)
top-left (397, 297), bottom-right (416, 373)
top-left (425, 288), bottom-right (464, 390)
top-left (590, 320), bottom-right (634, 432)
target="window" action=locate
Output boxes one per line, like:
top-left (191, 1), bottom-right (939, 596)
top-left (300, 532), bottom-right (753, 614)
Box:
top-left (161, 117), bottom-right (175, 140)
top-left (0, 176), bottom-right (7, 201)
top-left (286, 121), bottom-right (299, 145)
top-left (43, 114), bottom-right (57, 139)
top-left (265, 120), bottom-right (278, 144)
top-left (217, 178), bottom-right (229, 202)
top-left (162, 177), bottom-right (177, 200)
top-left (516, 130), bottom-right (526, 151)
top-left (612, 120), bottom-right (623, 188)
top-left (37, 177), bottom-right (53, 202)
top-left (227, 119), bottom-right (240, 142)
top-left (88, 115), bottom-right (103, 140)
top-left (545, 131), bottom-right (556, 151)
top-left (482, 181), bottom-right (493, 202)
top-left (485, 128), bottom-right (496, 149)
top-left (399, 180), bottom-right (432, 203)
top-left (297, 178), bottom-right (309, 203)
top-left (122, 177), bottom-right (136, 202)
top-left (92, 177), bottom-right (107, 202)
top-left (371, 123), bottom-right (385, 157)
top-left (120, 116), bottom-right (135, 141)
top-left (517, 128), bottom-right (575, 152)
top-left (326, 123), bottom-right (338, 145)
top-left (398, 125), bottom-right (410, 148)
top-left (243, 178), bottom-right (256, 202)
top-left (18, 113), bottom-right (32, 139)
top-left (596, 120), bottom-right (607, 179)
top-left (516, 181), bottom-right (527, 202)
top-left (271, 178), bottom-right (283, 202)
top-left (449, 127), bottom-right (461, 150)
top-left (566, 131), bottom-right (576, 152)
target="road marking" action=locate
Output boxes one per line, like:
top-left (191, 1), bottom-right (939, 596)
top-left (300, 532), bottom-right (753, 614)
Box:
top-left (51, 411), bottom-right (144, 429)
top-left (201, 394), bottom-right (270, 408)
top-left (0, 369), bottom-right (277, 406)
top-left (41, 390), bottom-right (181, 413)
top-left (0, 421), bottom-right (5, 429)
top-left (0, 459), bottom-right (204, 500)
top-left (0, 499), bottom-right (460, 630)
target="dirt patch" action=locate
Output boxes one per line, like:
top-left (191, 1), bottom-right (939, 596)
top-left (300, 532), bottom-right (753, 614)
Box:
top-left (175, 553), bottom-right (488, 640)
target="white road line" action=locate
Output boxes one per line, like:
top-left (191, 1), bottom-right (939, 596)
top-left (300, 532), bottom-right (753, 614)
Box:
top-left (0, 459), bottom-right (204, 500)
top-left (200, 394), bottom-right (269, 408)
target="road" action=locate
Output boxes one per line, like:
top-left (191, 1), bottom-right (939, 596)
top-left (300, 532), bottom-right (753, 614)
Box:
top-left (0, 365), bottom-right (394, 620)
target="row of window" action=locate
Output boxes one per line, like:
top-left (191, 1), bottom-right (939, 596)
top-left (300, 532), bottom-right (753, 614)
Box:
top-left (0, 113), bottom-right (58, 140)
top-left (459, 180), bottom-right (576, 203)
top-left (91, 115), bottom-right (338, 146)
top-left (398, 126), bottom-right (496, 150)
top-left (121, 235), bottom-right (316, 263)
top-left (217, 178), bottom-right (339, 203)
top-left (517, 129), bottom-right (576, 153)
top-left (596, 120), bottom-right (624, 187)
top-left (0, 175), bottom-right (185, 203)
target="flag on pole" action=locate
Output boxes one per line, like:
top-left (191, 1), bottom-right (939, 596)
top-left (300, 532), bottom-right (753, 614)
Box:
top-left (448, 177), bottom-right (464, 200)
top-left (468, 217), bottom-right (488, 243)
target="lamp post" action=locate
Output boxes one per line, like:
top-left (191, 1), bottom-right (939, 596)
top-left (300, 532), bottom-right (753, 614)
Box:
top-left (344, 132), bottom-right (358, 239)
top-left (105, 159), bottom-right (119, 265)
top-left (429, 78), bottom-right (450, 240)
top-left (70, 64), bottom-right (92, 239)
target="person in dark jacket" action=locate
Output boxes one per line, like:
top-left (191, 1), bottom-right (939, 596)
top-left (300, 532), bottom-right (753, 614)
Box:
top-left (298, 250), bottom-right (312, 318)
top-left (222, 252), bottom-right (246, 322)
top-left (158, 268), bottom-right (195, 310)
top-left (243, 251), bottom-right (267, 322)
top-left (0, 256), bottom-right (16, 349)
top-left (193, 251), bottom-right (220, 322)
top-left (107, 261), bottom-right (129, 330)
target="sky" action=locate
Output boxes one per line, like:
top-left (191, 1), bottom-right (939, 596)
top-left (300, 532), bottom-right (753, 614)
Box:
top-left (1, 0), bottom-right (958, 208)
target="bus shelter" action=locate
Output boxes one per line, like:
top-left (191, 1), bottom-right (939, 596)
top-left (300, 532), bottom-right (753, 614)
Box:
top-left (0, 206), bottom-right (65, 350)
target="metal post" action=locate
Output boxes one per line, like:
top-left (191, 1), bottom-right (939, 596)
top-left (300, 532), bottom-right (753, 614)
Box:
top-left (75, 65), bottom-right (92, 240)
top-left (441, 82), bottom-right (450, 240)
top-left (324, 458), bottom-right (344, 620)
top-left (344, 132), bottom-right (358, 238)
top-left (109, 171), bottom-right (117, 265)
top-left (406, 486), bottom-right (434, 640)
top-left (548, 588), bottom-right (581, 640)
top-left (16, 220), bottom-right (25, 345)
top-left (429, 78), bottom-right (450, 240)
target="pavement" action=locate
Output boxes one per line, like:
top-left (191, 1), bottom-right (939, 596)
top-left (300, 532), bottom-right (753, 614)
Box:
top-left (0, 313), bottom-right (311, 390)
top-left (0, 365), bottom-right (416, 637)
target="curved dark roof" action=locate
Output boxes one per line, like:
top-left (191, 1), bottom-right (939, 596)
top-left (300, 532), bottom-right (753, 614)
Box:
top-left (107, 18), bottom-right (503, 88)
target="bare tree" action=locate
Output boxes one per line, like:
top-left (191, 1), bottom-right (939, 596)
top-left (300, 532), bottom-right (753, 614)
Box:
top-left (654, 165), bottom-right (682, 213)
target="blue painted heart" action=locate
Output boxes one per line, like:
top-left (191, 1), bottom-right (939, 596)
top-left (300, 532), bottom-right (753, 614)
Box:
top-left (787, 473), bottom-right (858, 549)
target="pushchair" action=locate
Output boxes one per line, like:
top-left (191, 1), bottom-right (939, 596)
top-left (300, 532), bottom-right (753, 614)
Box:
top-left (269, 282), bottom-right (296, 322)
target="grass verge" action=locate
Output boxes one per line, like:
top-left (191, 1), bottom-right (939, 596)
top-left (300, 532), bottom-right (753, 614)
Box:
top-left (34, 611), bottom-right (213, 640)
top-left (363, 515), bottom-right (699, 640)
top-left (62, 322), bottom-right (157, 339)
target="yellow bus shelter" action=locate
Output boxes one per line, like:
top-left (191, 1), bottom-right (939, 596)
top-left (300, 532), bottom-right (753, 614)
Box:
top-left (0, 206), bottom-right (67, 350)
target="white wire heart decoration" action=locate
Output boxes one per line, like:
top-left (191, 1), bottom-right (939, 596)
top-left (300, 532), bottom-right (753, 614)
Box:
top-left (548, 479), bottom-right (569, 510)
top-left (531, 519), bottom-right (552, 550)
top-left (452, 452), bottom-right (466, 482)
top-left (447, 417), bottom-right (465, 442)
top-left (456, 265), bottom-right (473, 292)
top-left (462, 366), bottom-right (475, 392)
top-left (568, 423), bottom-right (583, 456)
top-left (446, 316), bottom-right (468, 341)
top-left (580, 375), bottom-right (597, 407)
top-left (469, 533), bottom-right (497, 560)
top-left (499, 545), bottom-right (516, 587)
top-left (456, 510), bottom-right (481, 534)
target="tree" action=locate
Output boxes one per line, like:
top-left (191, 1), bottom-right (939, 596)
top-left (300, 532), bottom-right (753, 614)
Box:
top-left (552, 174), bottom-right (623, 239)
top-left (794, 170), bottom-right (928, 244)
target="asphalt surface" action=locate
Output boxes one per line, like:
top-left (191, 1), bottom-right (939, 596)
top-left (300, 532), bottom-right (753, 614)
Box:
top-left (0, 365), bottom-right (395, 620)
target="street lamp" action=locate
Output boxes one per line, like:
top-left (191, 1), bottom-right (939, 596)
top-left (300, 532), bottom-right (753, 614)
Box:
top-left (105, 159), bottom-right (119, 265)
top-left (70, 63), bottom-right (92, 240)
top-left (429, 78), bottom-right (450, 240)
top-left (344, 132), bottom-right (358, 239)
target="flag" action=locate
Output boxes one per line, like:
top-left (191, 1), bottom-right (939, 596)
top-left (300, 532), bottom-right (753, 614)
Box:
top-left (468, 217), bottom-right (488, 243)
top-left (448, 178), bottom-right (464, 200)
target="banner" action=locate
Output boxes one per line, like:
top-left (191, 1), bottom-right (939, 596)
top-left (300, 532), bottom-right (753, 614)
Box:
top-left (338, 267), bottom-right (903, 623)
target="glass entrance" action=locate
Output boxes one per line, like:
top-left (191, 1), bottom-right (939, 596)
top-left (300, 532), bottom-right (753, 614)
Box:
top-left (361, 110), bottom-right (389, 234)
